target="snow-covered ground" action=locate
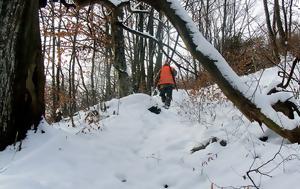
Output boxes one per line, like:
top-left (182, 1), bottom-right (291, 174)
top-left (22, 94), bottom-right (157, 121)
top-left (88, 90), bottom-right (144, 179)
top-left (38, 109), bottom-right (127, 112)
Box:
top-left (1, 66), bottom-right (300, 189)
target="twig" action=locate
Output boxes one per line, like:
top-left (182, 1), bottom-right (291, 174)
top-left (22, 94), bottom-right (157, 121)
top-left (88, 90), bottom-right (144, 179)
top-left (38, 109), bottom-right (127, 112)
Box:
top-left (246, 139), bottom-right (285, 189)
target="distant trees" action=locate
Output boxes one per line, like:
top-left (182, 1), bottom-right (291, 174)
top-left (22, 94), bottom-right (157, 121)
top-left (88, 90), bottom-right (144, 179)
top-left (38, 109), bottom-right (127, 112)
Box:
top-left (40, 4), bottom-right (117, 122)
top-left (71, 0), bottom-right (300, 143)
top-left (182, 0), bottom-right (264, 80)
top-left (40, 2), bottom-right (170, 121)
top-left (263, 0), bottom-right (299, 62)
top-left (42, 0), bottom-right (300, 125)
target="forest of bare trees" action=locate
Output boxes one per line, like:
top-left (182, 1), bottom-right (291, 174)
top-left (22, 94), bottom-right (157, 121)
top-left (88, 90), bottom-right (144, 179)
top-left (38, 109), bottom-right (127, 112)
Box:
top-left (0, 0), bottom-right (299, 149)
top-left (40, 0), bottom-right (299, 119)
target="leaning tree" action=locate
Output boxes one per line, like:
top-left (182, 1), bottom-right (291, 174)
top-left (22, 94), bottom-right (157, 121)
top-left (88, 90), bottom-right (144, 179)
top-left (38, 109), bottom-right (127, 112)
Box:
top-left (72, 0), bottom-right (300, 142)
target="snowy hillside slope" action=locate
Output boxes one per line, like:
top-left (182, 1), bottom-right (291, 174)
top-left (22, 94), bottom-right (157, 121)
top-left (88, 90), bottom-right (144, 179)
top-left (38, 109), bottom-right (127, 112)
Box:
top-left (1, 66), bottom-right (300, 189)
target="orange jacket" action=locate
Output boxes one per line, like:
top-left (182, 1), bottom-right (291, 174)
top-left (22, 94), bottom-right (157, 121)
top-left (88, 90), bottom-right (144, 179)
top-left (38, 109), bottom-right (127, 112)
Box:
top-left (158, 65), bottom-right (176, 85)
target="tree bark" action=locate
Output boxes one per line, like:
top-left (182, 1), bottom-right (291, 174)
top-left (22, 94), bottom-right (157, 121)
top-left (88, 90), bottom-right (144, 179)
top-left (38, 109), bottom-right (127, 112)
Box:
top-left (104, 19), bottom-right (113, 100)
top-left (154, 12), bottom-right (164, 76)
top-left (147, 8), bottom-right (155, 94)
top-left (67, 10), bottom-right (80, 127)
top-left (56, 3), bottom-right (63, 118)
top-left (51, 2), bottom-right (57, 121)
top-left (0, 0), bottom-right (45, 150)
top-left (221, 0), bottom-right (227, 53)
top-left (274, 0), bottom-right (287, 47)
top-left (111, 8), bottom-right (132, 97)
top-left (132, 15), bottom-right (139, 92)
top-left (137, 5), bottom-right (146, 92)
top-left (89, 5), bottom-right (97, 106)
top-left (288, 0), bottom-right (293, 39)
top-left (263, 0), bottom-right (280, 62)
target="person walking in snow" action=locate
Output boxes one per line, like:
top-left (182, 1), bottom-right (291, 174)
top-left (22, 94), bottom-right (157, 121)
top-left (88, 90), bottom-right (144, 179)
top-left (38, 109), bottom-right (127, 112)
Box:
top-left (155, 59), bottom-right (177, 109)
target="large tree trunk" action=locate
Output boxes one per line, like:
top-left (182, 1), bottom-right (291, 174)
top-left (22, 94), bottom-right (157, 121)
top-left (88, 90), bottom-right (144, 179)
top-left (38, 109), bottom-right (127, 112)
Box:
top-left (0, 0), bottom-right (45, 150)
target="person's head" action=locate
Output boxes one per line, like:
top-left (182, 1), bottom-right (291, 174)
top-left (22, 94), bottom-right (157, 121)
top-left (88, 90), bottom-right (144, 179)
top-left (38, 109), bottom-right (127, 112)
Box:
top-left (164, 59), bottom-right (171, 66)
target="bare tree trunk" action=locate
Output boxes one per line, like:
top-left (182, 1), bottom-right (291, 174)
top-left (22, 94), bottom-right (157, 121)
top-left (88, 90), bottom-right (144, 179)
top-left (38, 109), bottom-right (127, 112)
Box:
top-left (282, 0), bottom-right (288, 40)
top-left (68, 10), bottom-right (80, 126)
top-left (138, 5), bottom-right (146, 92)
top-left (204, 0), bottom-right (212, 42)
top-left (50, 2), bottom-right (57, 121)
top-left (89, 5), bottom-right (97, 106)
top-left (147, 8), bottom-right (155, 94)
top-left (274, 0), bottom-right (287, 48)
top-left (288, 0), bottom-right (293, 39)
top-left (221, 0), bottom-right (227, 53)
top-left (263, 0), bottom-right (280, 62)
top-left (89, 39), bottom-right (97, 106)
top-left (104, 19), bottom-right (113, 100)
top-left (132, 15), bottom-right (139, 92)
top-left (111, 8), bottom-right (132, 97)
top-left (56, 3), bottom-right (63, 117)
top-left (131, 7), bottom-right (147, 93)
top-left (76, 56), bottom-right (90, 108)
top-left (154, 12), bottom-right (163, 76)
top-left (0, 0), bottom-right (45, 150)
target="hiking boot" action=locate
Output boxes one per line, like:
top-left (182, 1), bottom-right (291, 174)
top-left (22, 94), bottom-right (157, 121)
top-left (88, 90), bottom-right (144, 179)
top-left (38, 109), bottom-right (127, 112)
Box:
top-left (161, 96), bottom-right (166, 103)
top-left (163, 104), bottom-right (169, 109)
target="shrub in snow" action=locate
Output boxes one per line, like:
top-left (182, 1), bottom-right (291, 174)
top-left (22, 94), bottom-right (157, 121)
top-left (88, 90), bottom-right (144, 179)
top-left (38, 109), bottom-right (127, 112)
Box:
top-left (84, 110), bottom-right (100, 124)
top-left (178, 85), bottom-right (227, 124)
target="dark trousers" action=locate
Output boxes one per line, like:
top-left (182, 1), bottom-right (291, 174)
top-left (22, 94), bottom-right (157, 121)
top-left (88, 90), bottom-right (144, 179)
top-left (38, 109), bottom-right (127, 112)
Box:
top-left (159, 85), bottom-right (173, 107)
